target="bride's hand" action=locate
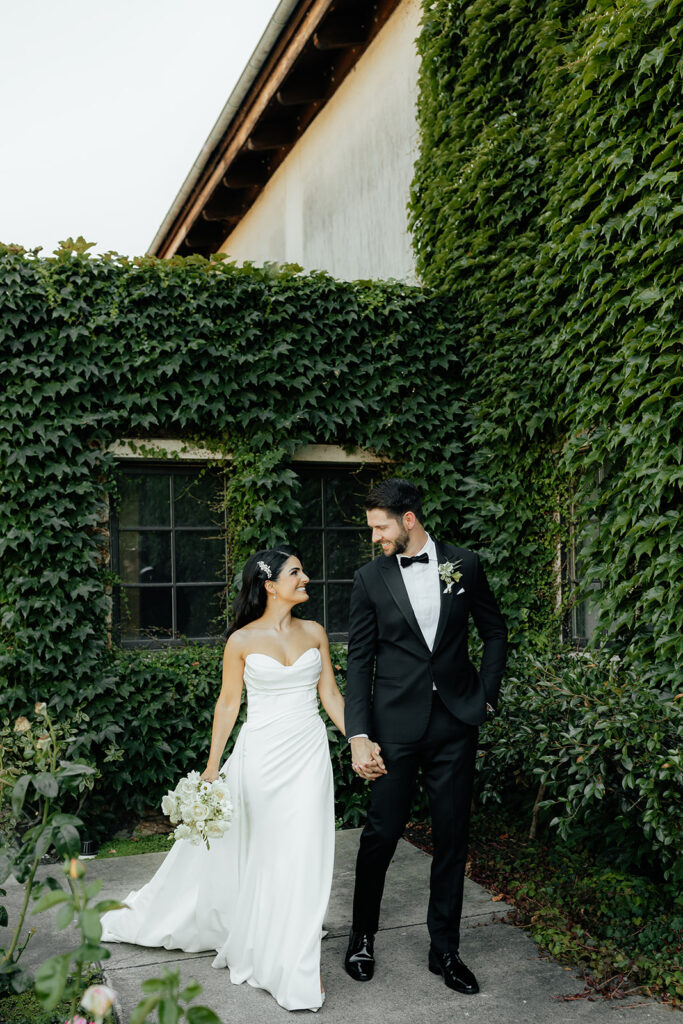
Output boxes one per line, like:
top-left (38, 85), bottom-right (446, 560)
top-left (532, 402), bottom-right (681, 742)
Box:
top-left (200, 768), bottom-right (219, 782)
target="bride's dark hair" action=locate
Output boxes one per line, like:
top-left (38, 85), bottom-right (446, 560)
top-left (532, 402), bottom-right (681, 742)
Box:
top-left (225, 545), bottom-right (301, 639)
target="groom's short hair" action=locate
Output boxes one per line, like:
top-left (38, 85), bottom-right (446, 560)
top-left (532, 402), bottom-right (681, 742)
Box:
top-left (365, 478), bottom-right (423, 523)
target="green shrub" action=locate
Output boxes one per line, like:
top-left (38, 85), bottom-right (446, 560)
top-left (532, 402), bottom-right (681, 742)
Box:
top-left (476, 648), bottom-right (682, 882)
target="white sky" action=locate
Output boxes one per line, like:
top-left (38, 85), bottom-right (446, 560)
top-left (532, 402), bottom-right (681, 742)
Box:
top-left (0, 0), bottom-right (280, 256)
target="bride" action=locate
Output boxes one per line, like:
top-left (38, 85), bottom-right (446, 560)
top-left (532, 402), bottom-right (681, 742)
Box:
top-left (101, 546), bottom-right (346, 1012)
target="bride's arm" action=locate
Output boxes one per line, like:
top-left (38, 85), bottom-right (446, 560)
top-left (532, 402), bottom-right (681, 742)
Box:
top-left (201, 637), bottom-right (245, 781)
top-left (316, 627), bottom-right (346, 735)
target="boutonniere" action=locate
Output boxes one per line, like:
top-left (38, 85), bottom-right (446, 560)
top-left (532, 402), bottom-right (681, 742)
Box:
top-left (438, 560), bottom-right (463, 594)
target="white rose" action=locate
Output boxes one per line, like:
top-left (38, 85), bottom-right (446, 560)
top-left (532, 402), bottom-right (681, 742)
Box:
top-left (161, 794), bottom-right (177, 816)
top-left (174, 824), bottom-right (192, 841)
top-left (191, 801), bottom-right (209, 820)
top-left (81, 983), bottom-right (116, 1020)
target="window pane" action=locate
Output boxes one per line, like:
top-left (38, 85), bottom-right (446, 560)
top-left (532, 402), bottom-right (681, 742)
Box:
top-left (176, 531), bottom-right (225, 582)
top-left (119, 532), bottom-right (171, 584)
top-left (176, 586), bottom-right (225, 637)
top-left (298, 476), bottom-right (323, 526)
top-left (327, 529), bottom-right (372, 579)
top-left (174, 472), bottom-right (223, 527)
top-left (294, 531), bottom-right (323, 579)
top-left (119, 474), bottom-right (170, 528)
top-left (120, 586), bottom-right (172, 640)
top-left (328, 583), bottom-right (353, 634)
top-left (294, 583), bottom-right (324, 625)
top-left (325, 474), bottom-right (368, 526)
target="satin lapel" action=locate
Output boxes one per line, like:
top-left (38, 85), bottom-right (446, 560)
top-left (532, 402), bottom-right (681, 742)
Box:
top-left (431, 540), bottom-right (453, 653)
top-left (378, 556), bottom-right (430, 650)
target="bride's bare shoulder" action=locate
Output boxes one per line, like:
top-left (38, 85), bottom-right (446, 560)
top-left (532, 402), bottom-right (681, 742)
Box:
top-left (223, 629), bottom-right (250, 659)
top-left (298, 618), bottom-right (328, 648)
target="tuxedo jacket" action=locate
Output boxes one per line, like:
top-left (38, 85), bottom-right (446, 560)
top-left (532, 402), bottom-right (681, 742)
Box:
top-left (344, 542), bottom-right (508, 743)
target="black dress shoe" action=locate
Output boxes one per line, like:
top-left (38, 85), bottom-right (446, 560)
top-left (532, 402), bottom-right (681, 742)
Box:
top-left (428, 948), bottom-right (479, 994)
top-left (344, 929), bottom-right (375, 981)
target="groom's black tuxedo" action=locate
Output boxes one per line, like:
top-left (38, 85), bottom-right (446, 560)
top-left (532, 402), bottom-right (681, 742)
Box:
top-left (345, 540), bottom-right (507, 955)
top-left (345, 542), bottom-right (507, 741)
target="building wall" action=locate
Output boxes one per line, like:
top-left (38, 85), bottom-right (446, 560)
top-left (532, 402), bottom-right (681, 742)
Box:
top-left (220, 0), bottom-right (421, 282)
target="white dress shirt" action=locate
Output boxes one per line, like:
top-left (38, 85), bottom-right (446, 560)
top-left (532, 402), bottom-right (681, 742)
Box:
top-left (397, 533), bottom-right (440, 651)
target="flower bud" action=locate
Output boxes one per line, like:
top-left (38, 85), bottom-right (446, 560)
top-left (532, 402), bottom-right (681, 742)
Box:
top-left (36, 734), bottom-right (51, 750)
top-left (68, 857), bottom-right (86, 879)
top-left (13, 716), bottom-right (31, 733)
top-left (34, 701), bottom-right (48, 716)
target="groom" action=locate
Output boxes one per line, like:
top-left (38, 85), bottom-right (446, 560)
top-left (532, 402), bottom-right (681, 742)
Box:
top-left (343, 479), bottom-right (507, 994)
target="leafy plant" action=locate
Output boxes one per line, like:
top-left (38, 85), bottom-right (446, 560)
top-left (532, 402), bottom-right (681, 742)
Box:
top-left (475, 648), bottom-right (682, 883)
top-left (129, 969), bottom-right (221, 1024)
top-left (31, 859), bottom-right (122, 1020)
top-left (0, 705), bottom-right (95, 994)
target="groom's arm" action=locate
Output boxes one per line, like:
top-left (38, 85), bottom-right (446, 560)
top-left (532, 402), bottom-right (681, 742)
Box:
top-left (470, 554), bottom-right (508, 713)
top-left (344, 570), bottom-right (378, 740)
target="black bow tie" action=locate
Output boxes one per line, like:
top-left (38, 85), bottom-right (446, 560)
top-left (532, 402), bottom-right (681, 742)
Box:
top-left (399, 552), bottom-right (429, 568)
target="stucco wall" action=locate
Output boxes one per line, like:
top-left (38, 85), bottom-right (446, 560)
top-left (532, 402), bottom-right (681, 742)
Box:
top-left (220, 0), bottom-right (421, 282)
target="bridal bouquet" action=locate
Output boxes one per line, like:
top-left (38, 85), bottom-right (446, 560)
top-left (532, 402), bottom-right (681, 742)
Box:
top-left (161, 770), bottom-right (233, 850)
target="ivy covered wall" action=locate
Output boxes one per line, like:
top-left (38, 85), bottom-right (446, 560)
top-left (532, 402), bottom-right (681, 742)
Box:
top-left (0, 245), bottom-right (474, 711)
top-left (410, 0), bottom-right (682, 687)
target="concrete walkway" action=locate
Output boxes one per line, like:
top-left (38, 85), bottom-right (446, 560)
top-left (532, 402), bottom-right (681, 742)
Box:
top-left (1, 830), bottom-right (674, 1023)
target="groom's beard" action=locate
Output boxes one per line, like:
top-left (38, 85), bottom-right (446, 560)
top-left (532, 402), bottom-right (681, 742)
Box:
top-left (386, 525), bottom-right (410, 556)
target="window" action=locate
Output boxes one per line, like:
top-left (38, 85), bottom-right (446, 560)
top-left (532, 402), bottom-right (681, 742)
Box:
top-left (562, 467), bottom-right (604, 645)
top-left (292, 468), bottom-right (377, 641)
top-left (111, 465), bottom-right (226, 646)
top-left (563, 525), bottom-right (601, 645)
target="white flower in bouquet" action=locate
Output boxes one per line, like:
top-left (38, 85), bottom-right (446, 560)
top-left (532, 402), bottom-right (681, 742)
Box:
top-left (161, 772), bottom-right (233, 849)
top-left (190, 800), bottom-right (209, 821)
top-left (160, 793), bottom-right (180, 822)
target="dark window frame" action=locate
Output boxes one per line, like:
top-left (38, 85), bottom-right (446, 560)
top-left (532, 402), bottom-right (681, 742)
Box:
top-left (292, 464), bottom-right (378, 642)
top-left (110, 459), bottom-right (378, 648)
top-left (111, 461), bottom-right (227, 648)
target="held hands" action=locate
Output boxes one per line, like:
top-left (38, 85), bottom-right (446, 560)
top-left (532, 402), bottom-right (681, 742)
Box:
top-left (350, 737), bottom-right (387, 781)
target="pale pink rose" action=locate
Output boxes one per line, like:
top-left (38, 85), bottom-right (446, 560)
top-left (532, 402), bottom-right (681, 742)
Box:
top-left (13, 716), bottom-right (31, 733)
top-left (80, 984), bottom-right (116, 1020)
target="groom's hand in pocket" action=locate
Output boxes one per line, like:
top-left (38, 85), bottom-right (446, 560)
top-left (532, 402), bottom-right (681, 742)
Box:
top-left (350, 737), bottom-right (387, 779)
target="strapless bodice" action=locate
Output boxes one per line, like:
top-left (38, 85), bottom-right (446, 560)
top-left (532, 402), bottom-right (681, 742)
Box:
top-left (243, 647), bottom-right (322, 728)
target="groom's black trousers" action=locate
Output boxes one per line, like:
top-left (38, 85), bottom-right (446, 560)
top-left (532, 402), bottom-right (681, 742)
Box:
top-left (352, 692), bottom-right (478, 953)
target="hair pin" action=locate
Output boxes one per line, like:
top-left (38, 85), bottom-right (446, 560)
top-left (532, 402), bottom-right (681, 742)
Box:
top-left (257, 560), bottom-right (272, 578)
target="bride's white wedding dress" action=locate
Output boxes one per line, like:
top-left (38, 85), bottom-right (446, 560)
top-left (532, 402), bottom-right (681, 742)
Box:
top-left (101, 647), bottom-right (334, 1012)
